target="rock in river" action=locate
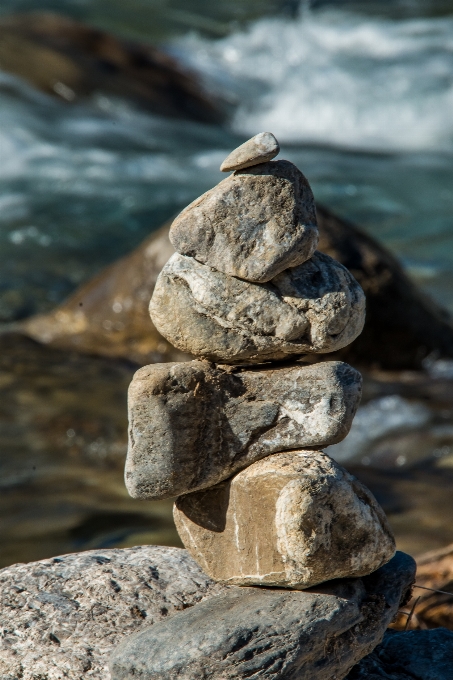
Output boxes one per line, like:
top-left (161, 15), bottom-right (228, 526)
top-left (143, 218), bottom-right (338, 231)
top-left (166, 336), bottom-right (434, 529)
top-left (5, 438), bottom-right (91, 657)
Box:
top-left (126, 360), bottom-right (362, 499)
top-left (0, 12), bottom-right (223, 122)
top-left (110, 551), bottom-right (415, 680)
top-left (220, 131), bottom-right (280, 172)
top-left (174, 450), bottom-right (395, 589)
top-left (20, 208), bottom-right (453, 370)
top-left (170, 160), bottom-right (318, 283)
top-left (150, 250), bottom-right (366, 364)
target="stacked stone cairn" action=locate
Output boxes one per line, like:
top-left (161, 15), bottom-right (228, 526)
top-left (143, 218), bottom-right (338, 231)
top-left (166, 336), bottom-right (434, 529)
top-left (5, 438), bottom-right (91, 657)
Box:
top-left (110, 133), bottom-right (416, 680)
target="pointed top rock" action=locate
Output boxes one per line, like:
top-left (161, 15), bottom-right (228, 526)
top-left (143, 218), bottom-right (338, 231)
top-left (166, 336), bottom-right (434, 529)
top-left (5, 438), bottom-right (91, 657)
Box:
top-left (220, 132), bottom-right (280, 172)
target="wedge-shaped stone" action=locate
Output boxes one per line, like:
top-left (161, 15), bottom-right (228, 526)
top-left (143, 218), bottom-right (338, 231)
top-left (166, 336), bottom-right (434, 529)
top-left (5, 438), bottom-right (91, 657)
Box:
top-left (150, 250), bottom-right (365, 364)
top-left (125, 361), bottom-right (362, 500)
top-left (174, 451), bottom-right (396, 588)
top-left (110, 552), bottom-right (415, 680)
top-left (220, 131), bottom-right (280, 171)
top-left (170, 160), bottom-right (318, 282)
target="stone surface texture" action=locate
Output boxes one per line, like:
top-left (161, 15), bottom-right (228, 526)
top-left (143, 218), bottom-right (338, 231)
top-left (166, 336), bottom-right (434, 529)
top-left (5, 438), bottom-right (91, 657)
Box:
top-left (126, 360), bottom-right (362, 500)
top-left (170, 160), bottom-right (318, 282)
top-left (0, 546), bottom-right (227, 680)
top-left (346, 628), bottom-right (453, 680)
top-left (150, 250), bottom-right (366, 364)
top-left (220, 132), bottom-right (280, 172)
top-left (174, 450), bottom-right (395, 589)
top-left (110, 551), bottom-right (415, 680)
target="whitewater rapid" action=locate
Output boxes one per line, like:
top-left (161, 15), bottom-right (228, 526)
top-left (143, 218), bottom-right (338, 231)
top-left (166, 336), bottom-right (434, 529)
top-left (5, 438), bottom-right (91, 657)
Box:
top-left (177, 7), bottom-right (453, 152)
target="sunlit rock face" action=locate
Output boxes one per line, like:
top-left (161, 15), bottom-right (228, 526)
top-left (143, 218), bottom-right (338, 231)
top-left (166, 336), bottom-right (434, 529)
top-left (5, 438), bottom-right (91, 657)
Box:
top-left (173, 450), bottom-right (396, 589)
top-left (125, 360), bottom-right (362, 499)
top-left (150, 250), bottom-right (365, 364)
top-left (170, 160), bottom-right (318, 283)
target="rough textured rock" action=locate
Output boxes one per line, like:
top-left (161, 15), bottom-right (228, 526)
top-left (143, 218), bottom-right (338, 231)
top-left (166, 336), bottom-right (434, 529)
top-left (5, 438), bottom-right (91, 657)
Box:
top-left (110, 551), bottom-right (415, 680)
top-left (0, 546), bottom-right (227, 680)
top-left (174, 450), bottom-right (395, 588)
top-left (170, 160), bottom-right (318, 283)
top-left (346, 628), bottom-right (453, 679)
top-left (0, 12), bottom-right (223, 122)
top-left (220, 132), bottom-right (280, 172)
top-left (126, 360), bottom-right (362, 499)
top-left (20, 208), bottom-right (453, 370)
top-left (150, 250), bottom-right (365, 364)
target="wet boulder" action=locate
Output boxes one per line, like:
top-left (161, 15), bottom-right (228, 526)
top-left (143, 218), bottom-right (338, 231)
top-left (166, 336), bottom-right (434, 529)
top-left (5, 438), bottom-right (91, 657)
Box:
top-left (0, 12), bottom-right (223, 122)
top-left (20, 207), bottom-right (453, 370)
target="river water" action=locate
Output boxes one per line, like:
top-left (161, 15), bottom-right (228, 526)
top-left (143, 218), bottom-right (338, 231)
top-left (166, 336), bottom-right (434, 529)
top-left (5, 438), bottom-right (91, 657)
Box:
top-left (1, 0), bottom-right (453, 567)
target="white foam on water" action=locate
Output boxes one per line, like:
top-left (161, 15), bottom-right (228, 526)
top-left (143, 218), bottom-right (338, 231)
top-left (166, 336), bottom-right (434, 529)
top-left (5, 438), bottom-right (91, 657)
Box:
top-left (178, 8), bottom-right (453, 152)
top-left (327, 395), bottom-right (431, 463)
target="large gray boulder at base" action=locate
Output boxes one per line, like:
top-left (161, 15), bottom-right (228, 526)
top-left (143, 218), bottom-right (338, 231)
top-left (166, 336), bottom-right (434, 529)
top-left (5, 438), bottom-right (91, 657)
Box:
top-left (174, 450), bottom-right (396, 589)
top-left (126, 360), bottom-right (362, 499)
top-left (110, 551), bottom-right (415, 680)
top-left (169, 160), bottom-right (318, 283)
top-left (150, 250), bottom-right (365, 364)
top-left (346, 628), bottom-right (453, 679)
top-left (0, 546), bottom-right (227, 680)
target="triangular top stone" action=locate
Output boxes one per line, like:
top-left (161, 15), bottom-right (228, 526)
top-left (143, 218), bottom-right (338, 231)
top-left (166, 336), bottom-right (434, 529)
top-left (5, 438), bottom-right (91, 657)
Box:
top-left (220, 132), bottom-right (280, 172)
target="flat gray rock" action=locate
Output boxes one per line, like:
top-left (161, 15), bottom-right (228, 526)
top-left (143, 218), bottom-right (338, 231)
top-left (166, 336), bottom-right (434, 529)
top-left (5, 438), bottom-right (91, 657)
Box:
top-left (170, 160), bottom-right (318, 282)
top-left (150, 250), bottom-right (365, 364)
top-left (126, 360), bottom-right (362, 499)
top-left (220, 132), bottom-right (280, 171)
top-left (110, 551), bottom-right (416, 680)
top-left (174, 450), bottom-right (396, 588)
top-left (0, 546), bottom-right (227, 680)
top-left (346, 628), bottom-right (453, 679)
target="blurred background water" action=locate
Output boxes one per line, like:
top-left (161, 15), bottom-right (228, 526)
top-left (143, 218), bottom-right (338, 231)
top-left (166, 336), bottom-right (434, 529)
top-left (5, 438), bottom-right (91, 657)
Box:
top-left (1, 0), bottom-right (453, 320)
top-left (1, 0), bottom-right (453, 567)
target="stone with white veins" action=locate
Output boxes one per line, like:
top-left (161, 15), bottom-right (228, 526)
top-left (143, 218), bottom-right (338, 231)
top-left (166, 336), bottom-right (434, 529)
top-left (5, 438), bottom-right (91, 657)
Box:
top-left (174, 450), bottom-right (396, 589)
top-left (125, 360), bottom-right (362, 500)
top-left (170, 160), bottom-right (318, 283)
top-left (149, 250), bottom-right (366, 364)
top-left (220, 131), bottom-right (280, 171)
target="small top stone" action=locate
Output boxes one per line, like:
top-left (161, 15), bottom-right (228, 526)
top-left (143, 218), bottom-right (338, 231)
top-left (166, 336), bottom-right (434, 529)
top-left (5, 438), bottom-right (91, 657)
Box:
top-left (220, 132), bottom-right (280, 172)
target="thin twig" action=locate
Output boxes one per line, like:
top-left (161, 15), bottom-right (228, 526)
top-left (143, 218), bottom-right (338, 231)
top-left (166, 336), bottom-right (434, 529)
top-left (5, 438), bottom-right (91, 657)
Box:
top-left (404, 596), bottom-right (420, 630)
top-left (413, 585), bottom-right (453, 597)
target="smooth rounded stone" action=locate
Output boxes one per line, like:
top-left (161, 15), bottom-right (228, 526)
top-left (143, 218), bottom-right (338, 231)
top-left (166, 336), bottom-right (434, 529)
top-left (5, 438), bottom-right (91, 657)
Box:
top-left (220, 132), bottom-right (280, 171)
top-left (170, 160), bottom-right (318, 283)
top-left (150, 250), bottom-right (366, 364)
top-left (110, 551), bottom-right (416, 680)
top-left (126, 360), bottom-right (362, 500)
top-left (174, 450), bottom-right (396, 589)
top-left (346, 628), bottom-right (453, 680)
top-left (0, 546), bottom-right (227, 680)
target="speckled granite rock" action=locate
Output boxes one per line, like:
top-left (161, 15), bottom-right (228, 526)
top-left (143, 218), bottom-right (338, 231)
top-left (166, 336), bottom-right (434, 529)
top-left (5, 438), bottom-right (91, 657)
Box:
top-left (170, 160), bottom-right (318, 283)
top-left (126, 360), bottom-right (362, 499)
top-left (174, 450), bottom-right (395, 589)
top-left (0, 546), bottom-right (227, 680)
top-left (150, 250), bottom-right (365, 364)
top-left (346, 628), bottom-right (453, 679)
top-left (220, 132), bottom-right (280, 172)
top-left (110, 551), bottom-right (415, 680)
